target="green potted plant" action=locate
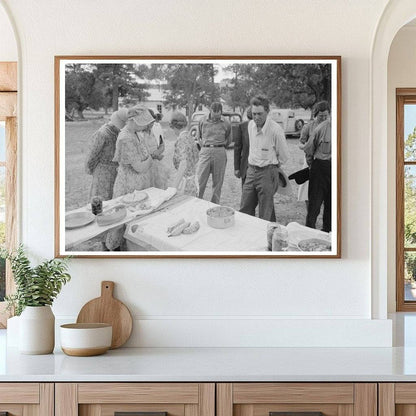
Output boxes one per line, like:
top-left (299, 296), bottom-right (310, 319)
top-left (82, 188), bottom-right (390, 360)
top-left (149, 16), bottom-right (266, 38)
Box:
top-left (1, 245), bottom-right (71, 354)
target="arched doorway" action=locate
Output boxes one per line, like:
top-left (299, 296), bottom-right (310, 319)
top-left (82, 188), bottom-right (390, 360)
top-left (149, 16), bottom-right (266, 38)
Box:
top-left (371, 0), bottom-right (416, 319)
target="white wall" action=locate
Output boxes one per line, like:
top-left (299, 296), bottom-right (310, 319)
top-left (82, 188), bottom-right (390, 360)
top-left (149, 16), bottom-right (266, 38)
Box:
top-left (0, 3), bottom-right (17, 61)
top-left (0, 0), bottom-right (393, 346)
top-left (387, 25), bottom-right (416, 312)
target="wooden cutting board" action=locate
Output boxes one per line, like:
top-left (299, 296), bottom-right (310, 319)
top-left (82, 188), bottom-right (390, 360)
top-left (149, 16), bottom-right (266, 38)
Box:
top-left (76, 281), bottom-right (133, 349)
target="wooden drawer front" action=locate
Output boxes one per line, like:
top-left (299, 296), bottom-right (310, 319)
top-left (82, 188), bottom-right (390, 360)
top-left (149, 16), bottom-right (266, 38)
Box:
top-left (57, 383), bottom-right (215, 416)
top-left (379, 383), bottom-right (416, 416)
top-left (0, 404), bottom-right (25, 416)
top-left (79, 403), bottom-right (186, 416)
top-left (0, 383), bottom-right (39, 403)
top-left (218, 384), bottom-right (376, 416)
top-left (78, 383), bottom-right (200, 404)
top-left (233, 384), bottom-right (354, 404)
top-left (0, 383), bottom-right (53, 416)
top-left (395, 384), bottom-right (416, 404)
top-left (235, 403), bottom-right (342, 416)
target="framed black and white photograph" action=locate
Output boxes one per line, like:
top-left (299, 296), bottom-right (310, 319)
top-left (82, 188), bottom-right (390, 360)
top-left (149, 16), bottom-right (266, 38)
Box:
top-left (55, 56), bottom-right (341, 258)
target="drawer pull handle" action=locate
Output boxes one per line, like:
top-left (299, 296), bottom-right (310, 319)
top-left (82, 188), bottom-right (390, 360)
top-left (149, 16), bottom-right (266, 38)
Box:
top-left (270, 413), bottom-right (324, 416)
top-left (115, 412), bottom-right (168, 416)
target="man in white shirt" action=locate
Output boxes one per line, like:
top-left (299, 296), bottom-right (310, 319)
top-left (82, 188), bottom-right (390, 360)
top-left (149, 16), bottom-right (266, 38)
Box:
top-left (240, 96), bottom-right (289, 222)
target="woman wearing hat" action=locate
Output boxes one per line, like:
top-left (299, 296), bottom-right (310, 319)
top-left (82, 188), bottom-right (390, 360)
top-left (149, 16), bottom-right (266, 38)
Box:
top-left (170, 111), bottom-right (199, 196)
top-left (141, 109), bottom-right (170, 190)
top-left (85, 108), bottom-right (128, 201)
top-left (112, 106), bottom-right (154, 198)
top-left (105, 106), bottom-right (155, 251)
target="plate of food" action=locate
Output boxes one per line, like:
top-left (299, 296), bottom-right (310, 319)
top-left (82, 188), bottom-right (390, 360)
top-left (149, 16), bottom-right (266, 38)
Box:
top-left (121, 190), bottom-right (148, 205)
top-left (297, 238), bottom-right (331, 252)
top-left (96, 205), bottom-right (127, 226)
top-left (65, 212), bottom-right (95, 229)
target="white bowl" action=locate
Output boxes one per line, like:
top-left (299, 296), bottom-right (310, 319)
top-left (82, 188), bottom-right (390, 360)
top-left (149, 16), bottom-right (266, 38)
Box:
top-left (60, 323), bottom-right (112, 357)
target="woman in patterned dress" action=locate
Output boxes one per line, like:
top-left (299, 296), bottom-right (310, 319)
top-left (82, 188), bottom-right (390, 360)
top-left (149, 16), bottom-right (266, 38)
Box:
top-left (85, 108), bottom-right (128, 201)
top-left (139, 109), bottom-right (170, 190)
top-left (170, 111), bottom-right (199, 196)
top-left (105, 106), bottom-right (155, 250)
top-left (112, 106), bottom-right (154, 198)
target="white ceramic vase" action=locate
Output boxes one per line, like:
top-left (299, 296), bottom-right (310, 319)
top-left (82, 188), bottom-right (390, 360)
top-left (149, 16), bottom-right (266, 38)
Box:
top-left (19, 305), bottom-right (55, 354)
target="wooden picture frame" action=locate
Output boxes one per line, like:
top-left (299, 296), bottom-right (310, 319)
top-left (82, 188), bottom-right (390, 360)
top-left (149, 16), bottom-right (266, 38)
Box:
top-left (55, 56), bottom-right (341, 258)
top-left (396, 88), bottom-right (416, 311)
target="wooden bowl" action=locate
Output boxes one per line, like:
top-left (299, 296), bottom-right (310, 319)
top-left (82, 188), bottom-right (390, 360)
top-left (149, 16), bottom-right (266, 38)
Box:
top-left (60, 323), bottom-right (112, 357)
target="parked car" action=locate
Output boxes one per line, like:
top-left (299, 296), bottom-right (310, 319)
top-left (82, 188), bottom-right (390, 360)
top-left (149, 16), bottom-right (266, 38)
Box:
top-left (268, 109), bottom-right (308, 138)
top-left (188, 111), bottom-right (242, 149)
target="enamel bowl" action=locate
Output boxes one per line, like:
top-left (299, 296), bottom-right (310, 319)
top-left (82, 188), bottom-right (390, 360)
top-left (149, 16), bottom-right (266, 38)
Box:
top-left (206, 206), bottom-right (235, 229)
top-left (60, 323), bottom-right (112, 357)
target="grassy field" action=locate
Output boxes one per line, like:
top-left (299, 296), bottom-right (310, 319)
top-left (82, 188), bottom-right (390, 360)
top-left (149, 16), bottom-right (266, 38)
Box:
top-left (65, 118), bottom-right (322, 228)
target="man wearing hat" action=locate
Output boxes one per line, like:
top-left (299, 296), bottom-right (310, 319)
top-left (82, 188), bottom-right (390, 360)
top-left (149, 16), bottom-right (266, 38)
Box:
top-left (240, 95), bottom-right (289, 222)
top-left (196, 102), bottom-right (231, 204)
top-left (85, 108), bottom-right (128, 201)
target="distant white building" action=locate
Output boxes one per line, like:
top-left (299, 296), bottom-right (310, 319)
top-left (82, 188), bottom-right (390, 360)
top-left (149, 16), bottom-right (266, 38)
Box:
top-left (123, 78), bottom-right (233, 122)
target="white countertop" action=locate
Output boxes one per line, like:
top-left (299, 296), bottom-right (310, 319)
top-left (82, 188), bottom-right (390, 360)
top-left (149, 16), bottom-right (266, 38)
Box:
top-left (3, 313), bottom-right (416, 382)
top-left (2, 329), bottom-right (416, 382)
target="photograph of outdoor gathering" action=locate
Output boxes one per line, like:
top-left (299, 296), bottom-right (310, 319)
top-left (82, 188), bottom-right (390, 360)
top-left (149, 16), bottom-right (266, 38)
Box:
top-left (57, 58), bottom-right (339, 257)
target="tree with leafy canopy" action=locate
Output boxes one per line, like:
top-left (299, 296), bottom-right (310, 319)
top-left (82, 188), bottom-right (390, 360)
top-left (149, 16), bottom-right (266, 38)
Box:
top-left (253, 63), bottom-right (331, 110)
top-left (93, 64), bottom-right (150, 111)
top-left (223, 63), bottom-right (331, 112)
top-left (222, 64), bottom-right (258, 112)
top-left (65, 64), bottom-right (150, 118)
top-left (146, 64), bottom-right (220, 121)
top-left (65, 64), bottom-right (105, 119)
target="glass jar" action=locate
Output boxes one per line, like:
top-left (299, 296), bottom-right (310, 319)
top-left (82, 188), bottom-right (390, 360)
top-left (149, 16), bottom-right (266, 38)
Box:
top-left (267, 223), bottom-right (279, 251)
top-left (91, 196), bottom-right (103, 215)
top-left (272, 225), bottom-right (289, 251)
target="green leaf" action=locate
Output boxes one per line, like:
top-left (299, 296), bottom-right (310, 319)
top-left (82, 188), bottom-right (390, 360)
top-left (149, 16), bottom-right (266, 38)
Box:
top-left (5, 245), bottom-right (71, 315)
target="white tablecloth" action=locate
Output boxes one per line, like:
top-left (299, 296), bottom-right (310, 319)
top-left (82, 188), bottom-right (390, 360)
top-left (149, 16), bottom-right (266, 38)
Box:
top-left (124, 197), bottom-right (271, 252)
top-left (65, 188), bottom-right (177, 249)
